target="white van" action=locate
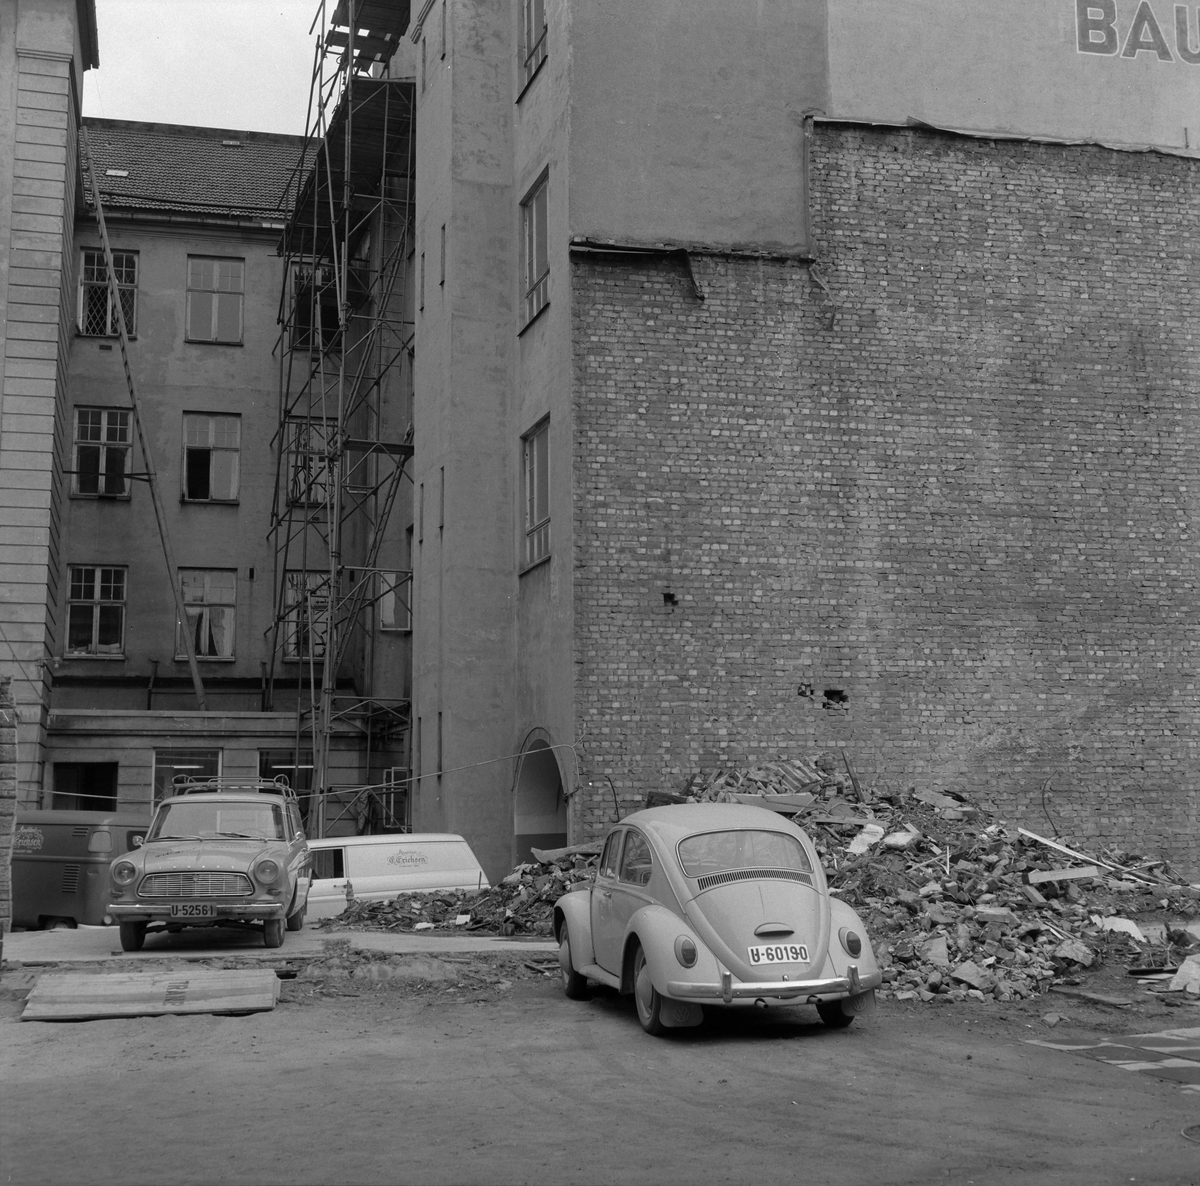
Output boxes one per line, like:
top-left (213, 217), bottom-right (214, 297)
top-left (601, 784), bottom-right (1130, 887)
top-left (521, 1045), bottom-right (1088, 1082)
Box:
top-left (306, 833), bottom-right (489, 919)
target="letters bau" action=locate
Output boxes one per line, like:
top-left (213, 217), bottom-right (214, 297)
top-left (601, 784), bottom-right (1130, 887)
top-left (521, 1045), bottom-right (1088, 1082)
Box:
top-left (1077, 0), bottom-right (1200, 62)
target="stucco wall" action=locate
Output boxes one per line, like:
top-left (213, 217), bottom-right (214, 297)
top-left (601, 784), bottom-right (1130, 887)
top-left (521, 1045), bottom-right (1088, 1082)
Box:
top-left (570, 125), bottom-right (1199, 874)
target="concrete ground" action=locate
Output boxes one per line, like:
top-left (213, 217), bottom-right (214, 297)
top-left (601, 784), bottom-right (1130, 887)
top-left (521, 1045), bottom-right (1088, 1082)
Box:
top-left (1, 926), bottom-right (1198, 1186)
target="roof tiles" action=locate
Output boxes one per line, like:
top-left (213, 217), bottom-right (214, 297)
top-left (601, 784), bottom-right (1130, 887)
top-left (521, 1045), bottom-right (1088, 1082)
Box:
top-left (80, 119), bottom-right (313, 221)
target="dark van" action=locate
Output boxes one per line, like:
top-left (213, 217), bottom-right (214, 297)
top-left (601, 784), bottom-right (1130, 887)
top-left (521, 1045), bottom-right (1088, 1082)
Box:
top-left (11, 810), bottom-right (149, 928)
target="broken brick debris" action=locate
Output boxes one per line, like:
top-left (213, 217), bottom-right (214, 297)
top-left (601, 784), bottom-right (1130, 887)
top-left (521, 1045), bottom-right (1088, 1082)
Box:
top-left (317, 755), bottom-right (1200, 1009)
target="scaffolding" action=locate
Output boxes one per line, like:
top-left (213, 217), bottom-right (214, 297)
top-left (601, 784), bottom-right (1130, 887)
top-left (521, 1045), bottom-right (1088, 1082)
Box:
top-left (268, 0), bottom-right (415, 837)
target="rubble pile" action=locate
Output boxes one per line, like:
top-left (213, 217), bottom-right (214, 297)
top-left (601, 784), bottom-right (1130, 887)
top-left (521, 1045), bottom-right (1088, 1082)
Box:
top-left (320, 754), bottom-right (1200, 1007)
top-left (320, 841), bottom-right (602, 937)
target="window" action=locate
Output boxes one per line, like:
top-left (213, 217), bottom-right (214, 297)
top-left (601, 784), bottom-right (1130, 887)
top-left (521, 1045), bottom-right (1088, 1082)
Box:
top-left (436, 711), bottom-right (443, 775)
top-left (520, 172), bottom-right (549, 324)
top-left (520, 0), bottom-right (547, 89)
top-left (182, 413), bottom-right (240, 501)
top-left (439, 223), bottom-right (446, 286)
top-left (439, 1), bottom-right (447, 59)
top-left (378, 571), bottom-right (411, 631)
top-left (291, 264), bottom-right (340, 353)
top-left (73, 407), bottom-right (130, 497)
top-left (177, 569), bottom-right (237, 659)
top-left (78, 248), bottom-right (137, 336)
top-left (153, 749), bottom-right (220, 803)
top-left (600, 831), bottom-right (623, 879)
top-left (419, 251), bottom-right (425, 312)
top-left (283, 571), bottom-right (331, 660)
top-left (52, 762), bottom-right (118, 811)
top-left (259, 750), bottom-right (313, 794)
top-left (311, 846), bottom-right (345, 880)
top-left (186, 257), bottom-right (244, 343)
top-left (66, 566), bottom-right (126, 656)
top-left (521, 419), bottom-right (550, 568)
top-left (287, 418), bottom-right (332, 507)
top-left (619, 830), bottom-right (653, 886)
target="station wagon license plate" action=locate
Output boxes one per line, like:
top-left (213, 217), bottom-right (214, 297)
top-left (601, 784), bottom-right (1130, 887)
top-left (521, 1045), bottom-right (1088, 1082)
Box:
top-left (169, 903), bottom-right (216, 918)
top-left (747, 943), bottom-right (809, 966)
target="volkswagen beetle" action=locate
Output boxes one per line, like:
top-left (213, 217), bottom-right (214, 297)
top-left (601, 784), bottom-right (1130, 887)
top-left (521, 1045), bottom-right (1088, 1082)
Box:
top-left (554, 803), bottom-right (881, 1034)
top-left (107, 778), bottom-right (311, 951)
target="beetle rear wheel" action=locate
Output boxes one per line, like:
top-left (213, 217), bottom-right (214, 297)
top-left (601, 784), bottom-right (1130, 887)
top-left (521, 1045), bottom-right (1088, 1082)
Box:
top-left (816, 999), bottom-right (855, 1028)
top-left (263, 918), bottom-right (285, 948)
top-left (118, 921), bottom-right (146, 952)
top-left (559, 926), bottom-right (590, 1000)
top-left (633, 945), bottom-right (666, 1036)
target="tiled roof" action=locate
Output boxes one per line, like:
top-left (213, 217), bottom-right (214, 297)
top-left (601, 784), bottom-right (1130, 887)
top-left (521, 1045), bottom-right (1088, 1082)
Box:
top-left (80, 118), bottom-right (314, 221)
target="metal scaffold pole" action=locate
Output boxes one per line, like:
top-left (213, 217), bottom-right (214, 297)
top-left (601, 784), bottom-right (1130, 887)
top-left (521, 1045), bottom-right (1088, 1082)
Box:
top-left (267, 0), bottom-right (416, 837)
top-left (79, 129), bottom-right (209, 711)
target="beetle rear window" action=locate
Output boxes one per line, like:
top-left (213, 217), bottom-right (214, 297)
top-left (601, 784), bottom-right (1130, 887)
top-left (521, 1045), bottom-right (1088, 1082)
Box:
top-left (148, 801), bottom-right (286, 841)
top-left (677, 830), bottom-right (812, 878)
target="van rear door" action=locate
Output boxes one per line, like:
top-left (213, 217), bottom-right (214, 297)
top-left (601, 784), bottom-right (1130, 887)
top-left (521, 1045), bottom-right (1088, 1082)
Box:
top-left (307, 845), bottom-right (349, 919)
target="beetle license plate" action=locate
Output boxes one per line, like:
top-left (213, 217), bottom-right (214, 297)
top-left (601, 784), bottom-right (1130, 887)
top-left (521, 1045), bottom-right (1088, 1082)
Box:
top-left (169, 903), bottom-right (216, 918)
top-left (747, 943), bottom-right (808, 966)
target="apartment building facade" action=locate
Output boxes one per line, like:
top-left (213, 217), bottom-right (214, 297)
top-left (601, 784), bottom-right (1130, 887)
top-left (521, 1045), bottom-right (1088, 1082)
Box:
top-left (404, 0), bottom-right (1198, 882)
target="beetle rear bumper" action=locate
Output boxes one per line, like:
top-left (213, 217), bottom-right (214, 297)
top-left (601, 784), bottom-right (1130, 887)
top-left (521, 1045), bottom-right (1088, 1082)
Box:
top-left (666, 963), bottom-right (882, 1004)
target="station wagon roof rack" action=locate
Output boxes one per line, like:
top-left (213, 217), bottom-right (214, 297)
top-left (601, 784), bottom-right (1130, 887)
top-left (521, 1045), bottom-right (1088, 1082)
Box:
top-left (168, 775), bottom-right (299, 801)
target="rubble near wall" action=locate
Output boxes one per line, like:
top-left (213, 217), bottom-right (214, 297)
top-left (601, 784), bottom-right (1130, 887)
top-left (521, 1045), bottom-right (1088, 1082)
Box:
top-left (323, 756), bottom-right (1200, 1008)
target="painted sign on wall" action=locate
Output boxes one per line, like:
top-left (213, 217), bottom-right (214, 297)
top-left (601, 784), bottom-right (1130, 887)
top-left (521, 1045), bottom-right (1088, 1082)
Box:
top-left (1077, 1), bottom-right (1200, 62)
top-left (827, 0), bottom-right (1200, 156)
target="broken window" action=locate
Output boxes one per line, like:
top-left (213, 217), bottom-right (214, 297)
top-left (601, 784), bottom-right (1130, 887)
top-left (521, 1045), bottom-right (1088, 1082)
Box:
top-left (177, 569), bottom-right (237, 659)
top-left (73, 407), bottom-right (131, 497)
top-left (520, 171), bottom-right (549, 325)
top-left (66, 565), bottom-right (126, 656)
top-left (521, 418), bottom-right (550, 569)
top-left (186, 256), bottom-right (244, 343)
top-left (286, 418), bottom-right (332, 506)
top-left (283, 571), bottom-right (331, 660)
top-left (78, 249), bottom-right (137, 336)
top-left (291, 264), bottom-right (341, 352)
top-left (378, 571), bottom-right (412, 632)
top-left (182, 413), bottom-right (240, 501)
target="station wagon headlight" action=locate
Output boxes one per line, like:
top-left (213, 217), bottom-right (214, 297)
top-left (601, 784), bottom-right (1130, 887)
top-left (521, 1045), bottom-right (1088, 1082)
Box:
top-left (254, 858), bottom-right (281, 884)
top-left (674, 936), bottom-right (698, 968)
top-left (838, 927), bottom-right (863, 958)
top-left (111, 861), bottom-right (138, 886)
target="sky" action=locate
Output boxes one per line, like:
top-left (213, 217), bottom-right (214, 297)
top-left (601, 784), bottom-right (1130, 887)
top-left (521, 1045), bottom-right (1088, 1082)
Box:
top-left (82, 0), bottom-right (320, 136)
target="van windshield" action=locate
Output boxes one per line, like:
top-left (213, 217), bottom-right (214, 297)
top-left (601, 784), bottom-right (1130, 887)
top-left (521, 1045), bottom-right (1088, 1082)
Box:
top-left (676, 830), bottom-right (812, 878)
top-left (148, 801), bottom-right (285, 842)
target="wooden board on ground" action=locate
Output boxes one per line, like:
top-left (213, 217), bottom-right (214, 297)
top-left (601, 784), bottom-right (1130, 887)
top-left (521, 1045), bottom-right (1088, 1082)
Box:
top-left (21, 969), bottom-right (280, 1021)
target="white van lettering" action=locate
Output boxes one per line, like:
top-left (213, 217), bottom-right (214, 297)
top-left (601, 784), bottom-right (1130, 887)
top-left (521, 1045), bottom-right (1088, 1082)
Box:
top-left (14, 826), bottom-right (44, 852)
top-left (387, 851), bottom-right (429, 866)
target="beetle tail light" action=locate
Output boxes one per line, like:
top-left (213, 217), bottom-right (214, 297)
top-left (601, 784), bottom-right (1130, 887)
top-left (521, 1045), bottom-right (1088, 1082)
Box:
top-left (674, 936), bottom-right (698, 968)
top-left (839, 927), bottom-right (863, 957)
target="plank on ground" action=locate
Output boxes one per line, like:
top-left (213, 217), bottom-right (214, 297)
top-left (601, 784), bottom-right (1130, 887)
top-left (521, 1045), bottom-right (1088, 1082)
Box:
top-left (21, 969), bottom-right (280, 1021)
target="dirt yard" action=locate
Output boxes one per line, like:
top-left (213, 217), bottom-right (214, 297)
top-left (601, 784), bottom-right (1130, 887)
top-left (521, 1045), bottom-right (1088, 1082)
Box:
top-left (1, 950), bottom-right (1197, 1186)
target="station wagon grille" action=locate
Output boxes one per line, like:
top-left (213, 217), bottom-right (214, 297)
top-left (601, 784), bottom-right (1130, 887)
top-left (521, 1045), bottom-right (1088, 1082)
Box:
top-left (696, 868), bottom-right (814, 891)
top-left (138, 872), bottom-right (253, 898)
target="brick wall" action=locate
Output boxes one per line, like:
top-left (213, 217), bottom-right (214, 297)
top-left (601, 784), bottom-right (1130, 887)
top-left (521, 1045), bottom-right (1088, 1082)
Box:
top-left (571, 125), bottom-right (1199, 875)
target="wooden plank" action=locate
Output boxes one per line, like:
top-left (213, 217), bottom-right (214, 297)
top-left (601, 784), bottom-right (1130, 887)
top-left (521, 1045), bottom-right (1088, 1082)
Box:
top-left (21, 969), bottom-right (280, 1021)
top-left (1027, 866), bottom-right (1101, 885)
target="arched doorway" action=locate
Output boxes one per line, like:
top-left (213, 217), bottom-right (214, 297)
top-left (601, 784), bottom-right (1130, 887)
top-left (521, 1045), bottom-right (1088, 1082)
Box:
top-left (513, 735), bottom-right (568, 864)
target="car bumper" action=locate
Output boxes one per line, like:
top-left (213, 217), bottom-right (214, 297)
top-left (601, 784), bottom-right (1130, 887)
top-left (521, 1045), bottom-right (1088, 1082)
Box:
top-left (666, 963), bottom-right (883, 1004)
top-left (108, 902), bottom-right (286, 922)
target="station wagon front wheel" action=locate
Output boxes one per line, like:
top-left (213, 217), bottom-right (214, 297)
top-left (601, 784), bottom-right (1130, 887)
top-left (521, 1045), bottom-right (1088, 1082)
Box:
top-left (118, 921), bottom-right (146, 952)
top-left (263, 918), bottom-right (285, 948)
top-left (633, 945), bottom-right (666, 1036)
